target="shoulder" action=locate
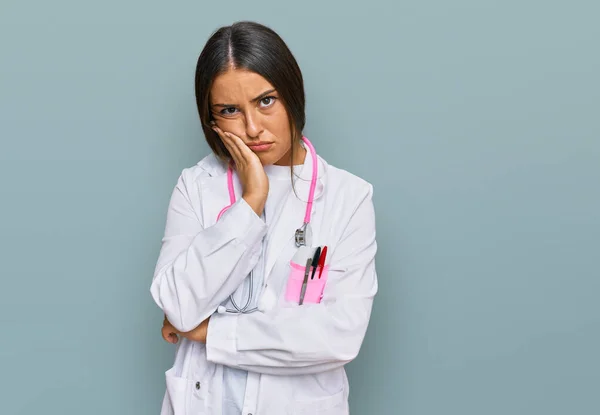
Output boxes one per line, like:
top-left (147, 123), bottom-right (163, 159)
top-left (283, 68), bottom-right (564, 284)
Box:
top-left (319, 156), bottom-right (376, 239)
top-left (321, 156), bottom-right (374, 202)
top-left (177, 153), bottom-right (227, 188)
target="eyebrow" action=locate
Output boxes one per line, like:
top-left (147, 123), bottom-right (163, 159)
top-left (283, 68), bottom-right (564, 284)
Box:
top-left (211, 88), bottom-right (277, 108)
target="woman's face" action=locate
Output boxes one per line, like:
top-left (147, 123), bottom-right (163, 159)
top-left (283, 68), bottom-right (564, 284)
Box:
top-left (209, 68), bottom-right (302, 166)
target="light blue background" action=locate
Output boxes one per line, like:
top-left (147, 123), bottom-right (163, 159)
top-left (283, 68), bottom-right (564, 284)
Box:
top-left (1, 1), bottom-right (598, 414)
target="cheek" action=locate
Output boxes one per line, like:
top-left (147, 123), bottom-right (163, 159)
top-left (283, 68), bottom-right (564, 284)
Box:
top-left (216, 118), bottom-right (246, 136)
top-left (265, 111), bottom-right (292, 138)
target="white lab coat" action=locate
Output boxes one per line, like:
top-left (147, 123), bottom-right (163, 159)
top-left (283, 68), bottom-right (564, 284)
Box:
top-left (150, 150), bottom-right (378, 415)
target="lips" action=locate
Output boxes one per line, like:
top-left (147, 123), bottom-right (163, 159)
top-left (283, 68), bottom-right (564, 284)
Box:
top-left (247, 142), bottom-right (273, 147)
top-left (247, 142), bottom-right (274, 152)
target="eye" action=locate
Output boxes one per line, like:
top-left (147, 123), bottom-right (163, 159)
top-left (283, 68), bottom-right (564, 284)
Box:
top-left (259, 96), bottom-right (277, 108)
top-left (219, 107), bottom-right (239, 116)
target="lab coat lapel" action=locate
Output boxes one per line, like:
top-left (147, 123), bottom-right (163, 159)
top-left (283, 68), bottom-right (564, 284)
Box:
top-left (199, 158), bottom-right (237, 227)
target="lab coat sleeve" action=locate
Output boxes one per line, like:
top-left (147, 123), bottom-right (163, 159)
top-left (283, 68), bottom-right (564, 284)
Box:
top-left (205, 183), bottom-right (378, 375)
top-left (150, 169), bottom-right (268, 333)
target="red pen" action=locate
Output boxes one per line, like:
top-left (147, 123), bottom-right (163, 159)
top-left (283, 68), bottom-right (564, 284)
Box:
top-left (317, 246), bottom-right (327, 278)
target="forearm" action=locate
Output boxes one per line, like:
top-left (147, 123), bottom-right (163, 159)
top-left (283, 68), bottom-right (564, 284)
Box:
top-left (206, 296), bottom-right (374, 375)
top-left (151, 198), bottom-right (267, 332)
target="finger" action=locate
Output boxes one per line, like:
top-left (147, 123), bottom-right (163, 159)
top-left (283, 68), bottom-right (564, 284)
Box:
top-left (163, 319), bottom-right (177, 333)
top-left (216, 128), bottom-right (254, 166)
top-left (162, 318), bottom-right (180, 342)
top-left (225, 131), bottom-right (259, 166)
top-left (213, 126), bottom-right (242, 164)
top-left (226, 132), bottom-right (250, 157)
top-left (223, 135), bottom-right (243, 167)
top-left (162, 325), bottom-right (179, 344)
top-left (161, 325), bottom-right (171, 342)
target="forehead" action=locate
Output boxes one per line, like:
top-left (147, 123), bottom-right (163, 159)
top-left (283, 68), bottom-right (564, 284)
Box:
top-left (210, 69), bottom-right (275, 103)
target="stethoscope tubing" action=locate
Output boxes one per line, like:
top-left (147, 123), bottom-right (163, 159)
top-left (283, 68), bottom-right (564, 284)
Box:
top-left (217, 136), bottom-right (318, 314)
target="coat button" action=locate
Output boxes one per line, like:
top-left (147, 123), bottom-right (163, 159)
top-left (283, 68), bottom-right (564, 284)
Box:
top-left (195, 381), bottom-right (201, 390)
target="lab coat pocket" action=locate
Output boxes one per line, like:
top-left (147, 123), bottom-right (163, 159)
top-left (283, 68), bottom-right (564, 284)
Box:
top-left (164, 364), bottom-right (208, 414)
top-left (165, 367), bottom-right (191, 414)
top-left (284, 260), bottom-right (330, 304)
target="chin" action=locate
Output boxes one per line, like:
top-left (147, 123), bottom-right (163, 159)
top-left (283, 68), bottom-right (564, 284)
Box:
top-left (258, 152), bottom-right (285, 166)
top-left (257, 154), bottom-right (274, 166)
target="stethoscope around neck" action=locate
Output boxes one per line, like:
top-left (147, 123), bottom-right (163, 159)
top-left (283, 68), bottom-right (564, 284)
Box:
top-left (216, 136), bottom-right (319, 314)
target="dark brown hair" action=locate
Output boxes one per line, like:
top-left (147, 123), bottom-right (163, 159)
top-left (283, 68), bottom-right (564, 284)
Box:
top-left (195, 21), bottom-right (306, 165)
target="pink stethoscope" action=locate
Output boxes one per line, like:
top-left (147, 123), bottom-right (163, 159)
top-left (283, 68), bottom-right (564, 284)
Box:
top-left (216, 136), bottom-right (319, 314)
top-left (216, 135), bottom-right (318, 248)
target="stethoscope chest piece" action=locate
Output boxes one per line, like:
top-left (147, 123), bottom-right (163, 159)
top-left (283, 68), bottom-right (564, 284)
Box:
top-left (295, 223), bottom-right (312, 247)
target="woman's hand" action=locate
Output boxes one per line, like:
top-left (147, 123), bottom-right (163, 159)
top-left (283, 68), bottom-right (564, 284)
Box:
top-left (162, 314), bottom-right (210, 344)
top-left (211, 122), bottom-right (268, 216)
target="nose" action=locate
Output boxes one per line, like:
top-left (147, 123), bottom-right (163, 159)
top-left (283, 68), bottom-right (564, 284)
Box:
top-left (244, 110), bottom-right (264, 140)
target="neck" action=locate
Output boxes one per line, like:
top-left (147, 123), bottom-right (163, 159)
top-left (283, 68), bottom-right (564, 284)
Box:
top-left (275, 141), bottom-right (306, 166)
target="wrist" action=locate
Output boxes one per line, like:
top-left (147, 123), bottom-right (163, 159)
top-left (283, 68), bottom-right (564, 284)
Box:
top-left (242, 193), bottom-right (266, 216)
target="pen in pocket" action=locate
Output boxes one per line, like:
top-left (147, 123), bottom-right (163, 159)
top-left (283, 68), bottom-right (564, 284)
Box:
top-left (310, 247), bottom-right (322, 280)
top-left (298, 257), bottom-right (312, 305)
top-left (317, 246), bottom-right (328, 279)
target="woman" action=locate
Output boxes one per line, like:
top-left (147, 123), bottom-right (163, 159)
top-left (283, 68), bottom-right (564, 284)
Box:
top-left (150, 21), bottom-right (378, 415)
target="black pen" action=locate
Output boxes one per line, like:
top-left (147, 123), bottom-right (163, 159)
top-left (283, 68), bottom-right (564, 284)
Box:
top-left (310, 246), bottom-right (321, 280)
